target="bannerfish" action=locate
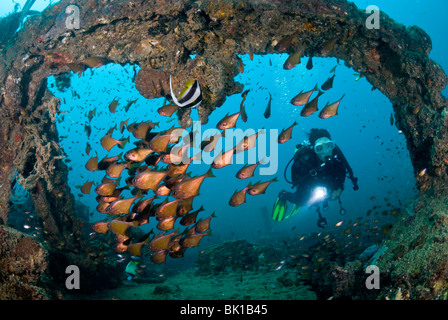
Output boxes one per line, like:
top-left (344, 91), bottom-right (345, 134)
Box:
top-left (318, 94), bottom-right (345, 119)
top-left (169, 75), bottom-right (202, 108)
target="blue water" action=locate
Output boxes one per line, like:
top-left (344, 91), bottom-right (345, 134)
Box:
top-left (3, 1), bottom-right (447, 264)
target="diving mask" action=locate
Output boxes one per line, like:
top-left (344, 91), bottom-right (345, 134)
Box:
top-left (314, 137), bottom-right (335, 161)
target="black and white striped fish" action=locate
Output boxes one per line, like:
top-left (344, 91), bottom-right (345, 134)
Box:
top-left (169, 75), bottom-right (202, 108)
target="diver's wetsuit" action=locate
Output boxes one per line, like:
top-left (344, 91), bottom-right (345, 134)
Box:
top-left (281, 144), bottom-right (356, 206)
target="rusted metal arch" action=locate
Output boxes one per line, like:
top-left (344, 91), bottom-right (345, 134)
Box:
top-left (0, 0), bottom-right (446, 265)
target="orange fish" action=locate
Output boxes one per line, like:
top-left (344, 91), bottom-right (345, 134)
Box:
top-left (155, 198), bottom-right (182, 221)
top-left (319, 94), bottom-right (345, 119)
top-left (283, 48), bottom-right (304, 70)
top-left (108, 220), bottom-right (138, 236)
top-left (108, 99), bottom-right (119, 113)
top-left (100, 135), bottom-right (129, 152)
top-left (85, 154), bottom-right (99, 171)
top-left (92, 221), bottom-right (109, 234)
top-left (321, 38), bottom-right (337, 56)
top-left (157, 104), bottom-right (179, 117)
top-left (124, 147), bottom-right (154, 162)
top-left (274, 32), bottom-right (299, 52)
top-left (195, 212), bottom-right (216, 233)
top-left (216, 111), bottom-right (241, 130)
top-left (176, 196), bottom-right (195, 216)
top-left (132, 196), bottom-right (156, 214)
top-left (201, 132), bottom-right (223, 153)
top-left (212, 146), bottom-right (237, 169)
top-left (87, 108), bottom-right (96, 122)
top-left (98, 153), bottom-right (122, 170)
top-left (236, 55), bottom-right (244, 73)
top-left (157, 216), bottom-right (178, 231)
top-left (151, 250), bottom-right (169, 263)
top-left (105, 195), bottom-right (140, 215)
top-left (149, 133), bottom-right (172, 153)
top-left (278, 121), bottom-right (298, 144)
top-left (94, 182), bottom-right (117, 196)
top-left (85, 142), bottom-right (91, 156)
top-left (148, 229), bottom-right (179, 251)
top-left (229, 184), bottom-right (251, 207)
top-left (132, 170), bottom-right (168, 191)
top-left (119, 118), bottom-right (129, 134)
top-left (96, 201), bottom-right (110, 214)
top-left (166, 162), bottom-right (190, 178)
top-left (81, 56), bottom-right (108, 68)
top-left (235, 130), bottom-right (264, 153)
top-left (300, 90), bottom-right (324, 117)
top-left (99, 186), bottom-right (127, 203)
top-left (248, 177), bottom-right (278, 195)
top-left (180, 205), bottom-right (205, 226)
top-left (127, 241), bottom-right (147, 256)
top-left (172, 168), bottom-right (215, 199)
top-left (290, 84), bottom-right (318, 106)
top-left (240, 89), bottom-right (249, 122)
top-left (180, 230), bottom-right (211, 248)
top-left (236, 160), bottom-right (263, 179)
top-left (84, 123), bottom-right (92, 138)
top-left (155, 184), bottom-right (171, 196)
top-left (81, 181), bottom-right (94, 194)
top-left (106, 162), bottom-right (128, 178)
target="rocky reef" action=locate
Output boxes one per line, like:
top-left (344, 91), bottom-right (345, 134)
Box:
top-left (0, 226), bottom-right (48, 299)
top-left (0, 0), bottom-right (447, 299)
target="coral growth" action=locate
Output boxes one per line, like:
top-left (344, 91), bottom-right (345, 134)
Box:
top-left (0, 226), bottom-right (48, 299)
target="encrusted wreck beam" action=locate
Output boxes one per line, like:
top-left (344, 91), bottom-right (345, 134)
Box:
top-left (0, 0), bottom-right (447, 297)
top-left (4, 0), bottom-right (446, 194)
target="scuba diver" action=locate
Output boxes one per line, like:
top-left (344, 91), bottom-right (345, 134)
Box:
top-left (272, 128), bottom-right (359, 228)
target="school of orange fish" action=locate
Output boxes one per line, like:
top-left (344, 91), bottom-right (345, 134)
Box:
top-left (79, 44), bottom-right (346, 264)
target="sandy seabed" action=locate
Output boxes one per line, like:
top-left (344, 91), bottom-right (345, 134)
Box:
top-left (68, 269), bottom-right (317, 300)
